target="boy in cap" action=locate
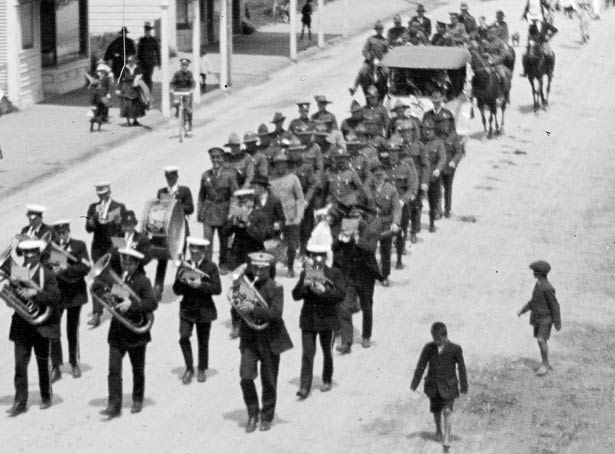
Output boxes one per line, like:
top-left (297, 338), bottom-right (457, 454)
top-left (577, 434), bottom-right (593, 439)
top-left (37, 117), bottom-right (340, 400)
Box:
top-left (96, 247), bottom-right (157, 418)
top-left (48, 220), bottom-right (91, 382)
top-left (300, 0), bottom-right (313, 40)
top-left (137, 22), bottom-right (161, 92)
top-left (21, 204), bottom-right (51, 240)
top-left (236, 252), bottom-right (293, 432)
top-left (292, 240), bottom-right (345, 399)
top-left (411, 322), bottom-right (468, 453)
top-left (171, 58), bottom-right (196, 131)
top-left (5, 239), bottom-right (61, 416)
top-left (173, 237), bottom-right (221, 384)
top-left (518, 260), bottom-right (561, 376)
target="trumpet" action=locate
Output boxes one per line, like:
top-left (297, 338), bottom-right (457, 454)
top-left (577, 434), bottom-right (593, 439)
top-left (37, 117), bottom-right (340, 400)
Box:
top-left (175, 253), bottom-right (210, 286)
top-left (303, 257), bottom-right (334, 294)
top-left (227, 264), bottom-right (270, 331)
top-left (89, 253), bottom-right (154, 334)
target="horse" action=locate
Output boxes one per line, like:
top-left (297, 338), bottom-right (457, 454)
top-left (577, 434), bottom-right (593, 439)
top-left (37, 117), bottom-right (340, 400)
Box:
top-left (470, 48), bottom-right (512, 138)
top-left (524, 39), bottom-right (555, 111)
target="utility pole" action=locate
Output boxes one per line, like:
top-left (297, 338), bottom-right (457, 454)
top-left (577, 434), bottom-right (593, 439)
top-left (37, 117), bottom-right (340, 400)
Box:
top-left (317, 0), bottom-right (324, 48)
top-left (192, 0), bottom-right (201, 103)
top-left (289, 0), bottom-right (297, 61)
top-left (160, 0), bottom-right (170, 116)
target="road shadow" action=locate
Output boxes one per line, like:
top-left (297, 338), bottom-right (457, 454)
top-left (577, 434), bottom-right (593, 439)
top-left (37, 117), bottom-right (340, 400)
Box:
top-left (407, 431), bottom-right (462, 442)
top-left (508, 357), bottom-right (541, 371)
top-left (560, 43), bottom-right (582, 50)
top-left (56, 362), bottom-right (93, 376)
top-left (0, 394), bottom-right (64, 407)
top-left (518, 104), bottom-right (537, 114)
top-left (88, 395), bottom-right (156, 409)
top-left (170, 367), bottom-right (219, 381)
top-left (223, 408), bottom-right (291, 427)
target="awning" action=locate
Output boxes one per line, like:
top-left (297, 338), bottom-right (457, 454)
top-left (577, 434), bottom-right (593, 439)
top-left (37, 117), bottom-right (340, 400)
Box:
top-left (379, 46), bottom-right (471, 70)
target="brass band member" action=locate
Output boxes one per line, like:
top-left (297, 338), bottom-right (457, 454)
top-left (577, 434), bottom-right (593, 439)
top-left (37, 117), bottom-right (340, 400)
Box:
top-left (172, 237), bottom-right (221, 384)
top-left (86, 182), bottom-right (127, 327)
top-left (292, 243), bottom-right (344, 399)
top-left (48, 220), bottom-right (91, 382)
top-left (21, 204), bottom-right (51, 240)
top-left (4, 239), bottom-right (60, 416)
top-left (97, 248), bottom-right (157, 418)
top-left (154, 166), bottom-right (194, 300)
top-left (110, 210), bottom-right (152, 274)
top-left (237, 253), bottom-right (293, 433)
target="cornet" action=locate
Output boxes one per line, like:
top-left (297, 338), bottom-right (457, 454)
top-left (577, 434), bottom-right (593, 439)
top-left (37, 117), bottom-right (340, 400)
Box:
top-left (303, 256), bottom-right (334, 294)
top-left (175, 253), bottom-right (210, 286)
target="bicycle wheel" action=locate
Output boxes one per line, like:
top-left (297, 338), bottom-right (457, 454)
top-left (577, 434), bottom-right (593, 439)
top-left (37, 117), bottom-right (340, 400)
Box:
top-left (179, 106), bottom-right (185, 143)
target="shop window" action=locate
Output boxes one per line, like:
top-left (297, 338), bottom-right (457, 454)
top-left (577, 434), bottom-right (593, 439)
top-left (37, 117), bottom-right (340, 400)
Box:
top-left (177, 0), bottom-right (194, 30)
top-left (19, 0), bottom-right (34, 50)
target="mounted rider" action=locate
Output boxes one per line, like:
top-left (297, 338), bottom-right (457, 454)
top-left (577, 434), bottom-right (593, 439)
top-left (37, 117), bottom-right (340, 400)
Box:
top-left (520, 0), bottom-right (557, 77)
top-left (478, 25), bottom-right (512, 91)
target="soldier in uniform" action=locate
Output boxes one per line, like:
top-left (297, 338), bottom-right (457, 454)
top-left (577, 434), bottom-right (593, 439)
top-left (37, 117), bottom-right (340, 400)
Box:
top-left (389, 99), bottom-right (420, 137)
top-left (423, 91), bottom-right (454, 135)
top-left (387, 15), bottom-right (407, 47)
top-left (432, 21), bottom-right (453, 46)
top-left (198, 147), bottom-right (238, 274)
top-left (173, 236), bottom-right (221, 384)
top-left (493, 10), bottom-right (510, 43)
top-left (292, 242), bottom-right (345, 399)
top-left (341, 100), bottom-right (364, 138)
top-left (97, 248), bottom-right (158, 418)
top-left (362, 20), bottom-right (389, 62)
top-left (289, 102), bottom-right (315, 133)
top-left (478, 26), bottom-right (511, 89)
top-left (421, 119), bottom-right (447, 233)
top-left (312, 122), bottom-right (335, 171)
top-left (404, 22), bottom-right (430, 45)
top-left (236, 253), bottom-right (293, 433)
top-left (362, 85), bottom-right (390, 137)
top-left (438, 112), bottom-right (464, 219)
top-left (311, 96), bottom-right (338, 132)
top-left (137, 22), bottom-right (160, 92)
top-left (85, 182), bottom-right (127, 327)
top-left (243, 131), bottom-right (269, 179)
top-left (224, 132), bottom-right (255, 188)
top-left (170, 58), bottom-right (196, 131)
top-left (257, 124), bottom-right (277, 168)
top-left (5, 239), bottom-right (61, 416)
top-left (295, 123), bottom-right (324, 176)
top-left (409, 4), bottom-right (432, 38)
top-left (348, 131), bottom-right (373, 184)
top-left (365, 162), bottom-right (401, 287)
top-left (48, 220), bottom-right (90, 382)
top-left (459, 2), bottom-right (478, 37)
top-left (447, 13), bottom-right (469, 46)
top-left (269, 112), bottom-right (287, 145)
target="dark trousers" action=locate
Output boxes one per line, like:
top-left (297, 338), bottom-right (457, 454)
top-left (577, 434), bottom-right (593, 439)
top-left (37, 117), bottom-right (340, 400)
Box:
top-left (378, 235), bottom-right (393, 278)
top-left (154, 259), bottom-right (168, 294)
top-left (91, 246), bottom-right (107, 315)
top-left (395, 203), bottom-right (410, 257)
top-left (50, 305), bottom-right (82, 367)
top-left (300, 330), bottom-right (334, 391)
top-left (283, 225), bottom-right (300, 271)
top-left (409, 190), bottom-right (424, 234)
top-left (141, 66), bottom-right (154, 93)
top-left (339, 281), bottom-right (375, 344)
top-left (203, 224), bottom-right (229, 267)
top-left (427, 177), bottom-right (442, 222)
top-left (107, 344), bottom-right (146, 410)
top-left (441, 171), bottom-right (455, 214)
top-left (179, 319), bottom-right (212, 371)
top-left (299, 202), bottom-right (315, 255)
top-left (13, 335), bottom-right (52, 406)
top-left (239, 343), bottom-right (280, 422)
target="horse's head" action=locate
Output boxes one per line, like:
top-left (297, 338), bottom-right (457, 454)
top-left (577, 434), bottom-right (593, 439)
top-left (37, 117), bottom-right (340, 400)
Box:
top-left (527, 39), bottom-right (542, 60)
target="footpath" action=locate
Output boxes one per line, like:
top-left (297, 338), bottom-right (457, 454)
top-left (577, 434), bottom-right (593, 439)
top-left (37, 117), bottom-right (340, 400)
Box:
top-left (0, 0), bottom-right (414, 197)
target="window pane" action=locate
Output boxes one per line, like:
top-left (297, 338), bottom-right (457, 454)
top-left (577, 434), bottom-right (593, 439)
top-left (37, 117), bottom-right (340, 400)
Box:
top-left (56, 0), bottom-right (81, 64)
top-left (19, 0), bottom-right (34, 50)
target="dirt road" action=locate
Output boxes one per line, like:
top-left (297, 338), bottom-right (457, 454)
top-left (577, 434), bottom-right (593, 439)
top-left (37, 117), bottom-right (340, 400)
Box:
top-left (0, 3), bottom-right (614, 454)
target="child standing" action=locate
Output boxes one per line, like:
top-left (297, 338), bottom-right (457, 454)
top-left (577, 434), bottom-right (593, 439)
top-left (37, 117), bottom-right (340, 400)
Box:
top-left (410, 322), bottom-right (468, 453)
top-left (301, 0), bottom-right (313, 40)
top-left (517, 260), bottom-right (561, 376)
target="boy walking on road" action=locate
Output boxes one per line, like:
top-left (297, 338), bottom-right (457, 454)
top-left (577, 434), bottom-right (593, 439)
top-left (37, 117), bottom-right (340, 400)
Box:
top-left (410, 322), bottom-right (468, 453)
top-left (301, 0), bottom-right (313, 40)
top-left (518, 260), bottom-right (561, 376)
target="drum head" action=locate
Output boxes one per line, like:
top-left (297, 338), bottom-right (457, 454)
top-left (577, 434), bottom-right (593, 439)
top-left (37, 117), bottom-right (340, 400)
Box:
top-left (165, 199), bottom-right (186, 262)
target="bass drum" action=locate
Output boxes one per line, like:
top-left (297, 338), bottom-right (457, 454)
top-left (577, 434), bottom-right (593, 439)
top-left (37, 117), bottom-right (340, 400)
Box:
top-left (141, 198), bottom-right (186, 261)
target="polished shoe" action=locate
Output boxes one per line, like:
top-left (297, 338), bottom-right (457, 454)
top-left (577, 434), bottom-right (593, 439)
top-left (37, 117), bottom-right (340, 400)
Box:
top-left (7, 403), bottom-right (26, 417)
top-left (197, 369), bottom-right (207, 383)
top-left (429, 224), bottom-right (436, 233)
top-left (40, 399), bottom-right (52, 410)
top-left (131, 401), bottom-right (143, 414)
top-left (410, 233), bottom-right (417, 244)
top-left (395, 260), bottom-right (403, 270)
top-left (245, 415), bottom-right (258, 433)
top-left (320, 382), bottom-right (332, 392)
top-left (50, 366), bottom-right (62, 383)
top-left (71, 365), bottom-right (82, 379)
top-left (362, 338), bottom-right (371, 349)
top-left (296, 388), bottom-right (309, 400)
top-left (99, 406), bottom-right (121, 418)
top-left (259, 420), bottom-right (272, 431)
top-left (381, 278), bottom-right (390, 287)
top-left (444, 210), bottom-right (451, 219)
top-left (336, 343), bottom-right (351, 354)
top-left (182, 368), bottom-right (195, 385)
top-left (87, 313), bottom-right (101, 327)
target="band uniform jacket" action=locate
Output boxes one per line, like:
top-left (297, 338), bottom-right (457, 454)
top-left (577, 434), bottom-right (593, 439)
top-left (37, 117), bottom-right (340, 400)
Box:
top-left (411, 341), bottom-right (468, 400)
top-left (332, 233), bottom-right (383, 287)
top-left (519, 278), bottom-right (561, 329)
top-left (85, 199), bottom-right (127, 256)
top-left (20, 223), bottom-right (51, 240)
top-left (441, 134), bottom-right (464, 175)
top-left (423, 138), bottom-right (447, 176)
top-left (53, 238), bottom-right (90, 308)
top-left (9, 264), bottom-right (61, 342)
top-left (409, 15), bottom-right (432, 38)
top-left (110, 231), bottom-right (152, 274)
top-left (158, 185), bottom-right (194, 236)
top-left (225, 208), bottom-right (269, 266)
top-left (104, 269), bottom-right (157, 349)
top-left (365, 179), bottom-right (402, 229)
top-left (256, 191), bottom-right (286, 240)
top-left (239, 277), bottom-right (293, 356)
top-left (292, 266), bottom-right (345, 332)
top-left (172, 259), bottom-right (221, 323)
top-left (388, 161), bottom-right (419, 204)
top-left (197, 167), bottom-right (239, 227)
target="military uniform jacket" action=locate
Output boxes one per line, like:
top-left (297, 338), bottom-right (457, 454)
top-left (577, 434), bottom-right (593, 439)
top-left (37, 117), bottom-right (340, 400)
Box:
top-left (422, 107), bottom-right (454, 128)
top-left (423, 139), bottom-right (447, 176)
top-left (304, 142), bottom-right (324, 176)
top-left (53, 238), bottom-right (90, 308)
top-left (170, 69), bottom-right (196, 91)
top-left (227, 154), bottom-right (255, 188)
top-left (441, 134), bottom-right (464, 175)
top-left (197, 167), bottom-right (239, 226)
top-left (291, 161), bottom-right (319, 203)
top-left (323, 167), bottom-right (366, 207)
top-left (137, 36), bottom-right (161, 69)
top-left (361, 105), bottom-right (390, 137)
top-left (172, 259), bottom-right (221, 323)
top-left (86, 200), bottom-right (127, 254)
top-left (311, 111), bottom-right (339, 132)
top-left (387, 26), bottom-right (407, 45)
top-left (288, 117), bottom-right (315, 134)
top-left (365, 179), bottom-right (402, 228)
top-left (401, 142), bottom-right (430, 187)
top-left (447, 23), bottom-right (468, 45)
top-left (292, 266), bottom-right (345, 332)
top-left (270, 173), bottom-right (305, 226)
top-left (249, 151), bottom-right (269, 179)
top-left (106, 270), bottom-right (157, 349)
top-left (362, 34), bottom-right (389, 61)
top-left (520, 279), bottom-right (561, 328)
top-left (409, 16), bottom-right (432, 37)
top-left (9, 265), bottom-right (61, 342)
top-left (410, 341), bottom-right (468, 400)
top-left (239, 278), bottom-right (293, 356)
top-left (388, 162), bottom-right (419, 203)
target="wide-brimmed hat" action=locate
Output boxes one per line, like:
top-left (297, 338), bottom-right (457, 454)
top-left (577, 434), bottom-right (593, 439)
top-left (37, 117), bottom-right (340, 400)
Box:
top-left (121, 210), bottom-right (139, 226)
top-left (225, 132), bottom-right (242, 146)
top-left (460, 2), bottom-right (469, 10)
top-left (208, 147), bottom-right (225, 157)
top-left (271, 112), bottom-right (286, 123)
top-left (251, 175), bottom-right (270, 187)
top-left (243, 131), bottom-right (258, 143)
top-left (144, 22), bottom-right (153, 30)
top-left (314, 95), bottom-right (332, 104)
top-left (350, 100), bottom-right (362, 113)
top-left (417, 4), bottom-right (426, 12)
top-left (257, 123), bottom-right (270, 136)
top-left (119, 26), bottom-right (129, 34)
top-left (366, 85), bottom-right (379, 97)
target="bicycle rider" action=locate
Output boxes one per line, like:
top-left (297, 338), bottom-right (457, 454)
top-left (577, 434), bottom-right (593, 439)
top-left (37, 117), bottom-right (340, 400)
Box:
top-left (171, 57), bottom-right (196, 131)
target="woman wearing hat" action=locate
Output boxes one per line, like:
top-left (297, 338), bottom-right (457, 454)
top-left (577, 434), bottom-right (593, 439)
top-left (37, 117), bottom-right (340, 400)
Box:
top-left (6, 239), bottom-right (61, 416)
top-left (118, 55), bottom-right (146, 127)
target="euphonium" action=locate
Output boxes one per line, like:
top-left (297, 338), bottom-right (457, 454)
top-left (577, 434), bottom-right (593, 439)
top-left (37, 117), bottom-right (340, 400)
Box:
top-left (0, 249), bottom-right (52, 325)
top-left (88, 253), bottom-right (154, 334)
top-left (227, 264), bottom-right (270, 331)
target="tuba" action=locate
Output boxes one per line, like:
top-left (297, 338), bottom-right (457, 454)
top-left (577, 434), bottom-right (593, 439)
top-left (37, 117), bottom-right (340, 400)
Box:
top-left (0, 245), bottom-right (52, 325)
top-left (175, 253), bottom-right (210, 286)
top-left (88, 253), bottom-right (154, 334)
top-left (227, 264), bottom-right (270, 331)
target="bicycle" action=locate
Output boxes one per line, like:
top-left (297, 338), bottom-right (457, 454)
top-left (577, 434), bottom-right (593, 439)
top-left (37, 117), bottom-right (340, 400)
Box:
top-left (172, 90), bottom-right (193, 143)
